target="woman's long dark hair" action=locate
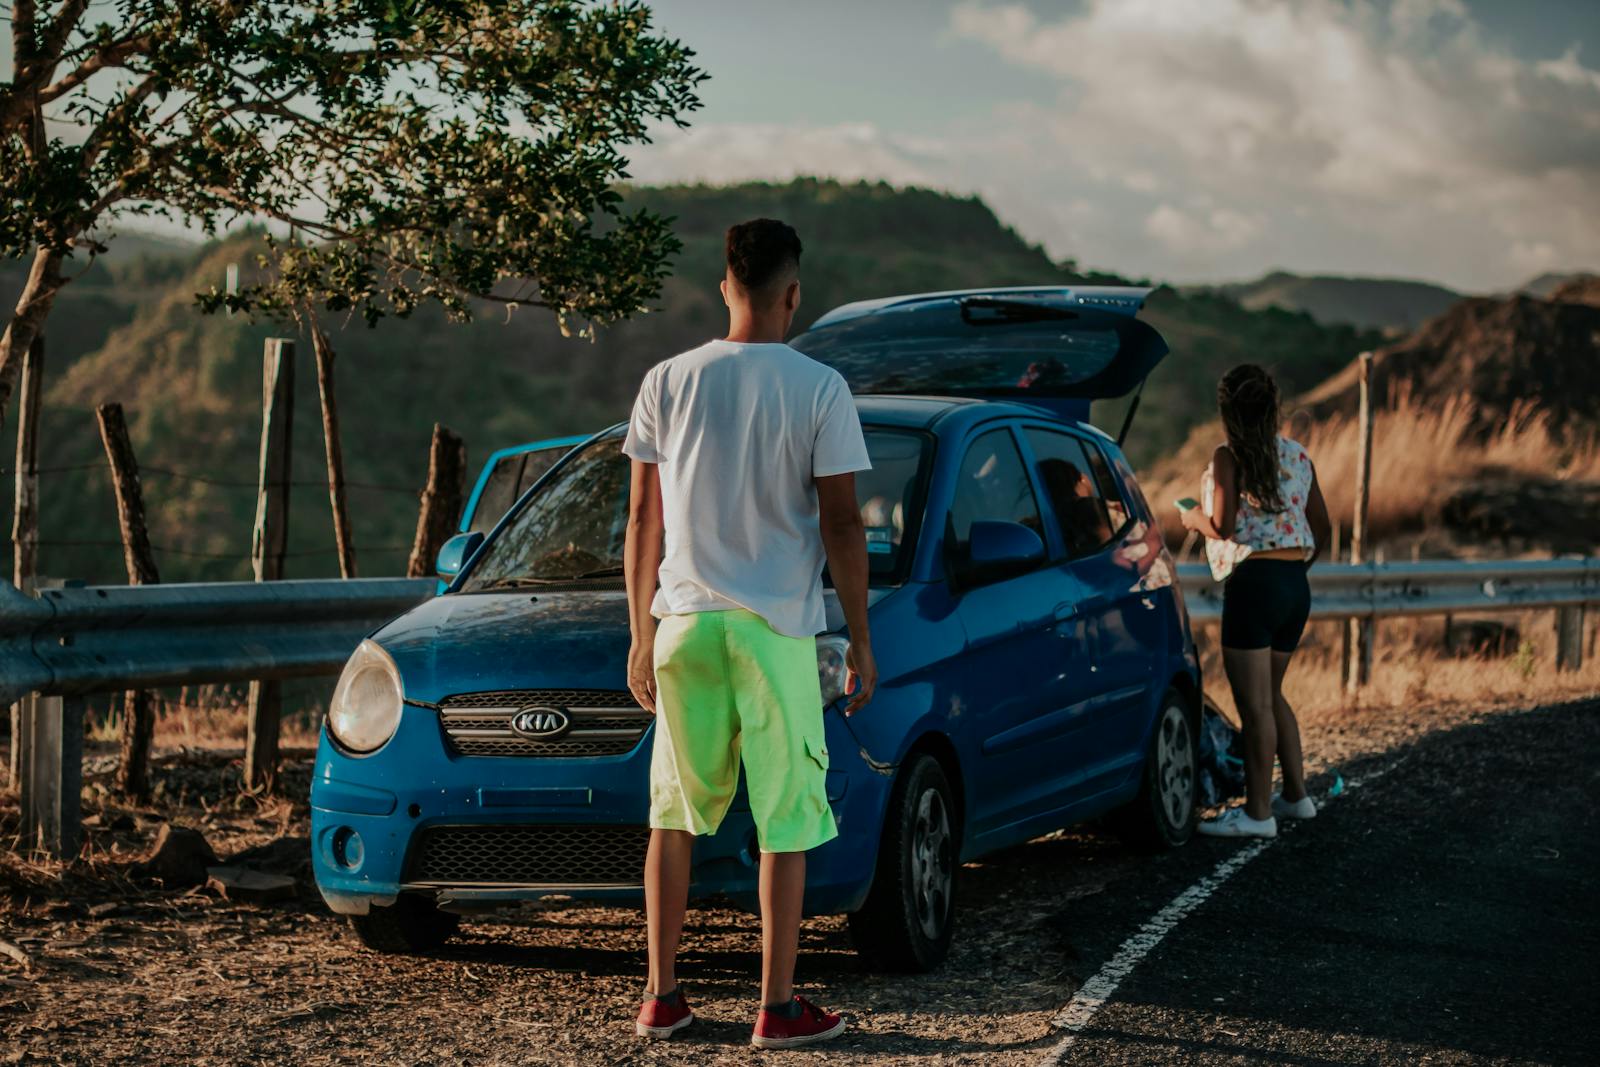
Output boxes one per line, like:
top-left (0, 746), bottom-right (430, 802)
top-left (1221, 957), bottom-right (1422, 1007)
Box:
top-left (1218, 364), bottom-right (1284, 513)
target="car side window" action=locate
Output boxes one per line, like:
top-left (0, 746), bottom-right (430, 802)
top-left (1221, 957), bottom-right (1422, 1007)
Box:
top-left (948, 428), bottom-right (1043, 554)
top-left (1024, 429), bottom-right (1126, 558)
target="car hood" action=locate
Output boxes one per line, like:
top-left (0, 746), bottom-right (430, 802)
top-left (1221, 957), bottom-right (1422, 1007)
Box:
top-left (375, 587), bottom-right (891, 704)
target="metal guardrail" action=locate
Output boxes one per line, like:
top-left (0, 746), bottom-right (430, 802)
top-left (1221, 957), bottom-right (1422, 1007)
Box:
top-left (4, 559), bottom-right (1596, 857)
top-left (0, 577), bottom-right (435, 708)
top-left (1176, 559), bottom-right (1600, 622)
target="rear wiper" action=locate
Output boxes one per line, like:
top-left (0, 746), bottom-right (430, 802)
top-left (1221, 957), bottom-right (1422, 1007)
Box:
top-left (960, 297), bottom-right (1080, 325)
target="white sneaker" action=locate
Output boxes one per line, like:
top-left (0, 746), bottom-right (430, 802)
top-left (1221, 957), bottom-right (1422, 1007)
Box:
top-left (1197, 807), bottom-right (1278, 839)
top-left (1272, 793), bottom-right (1317, 820)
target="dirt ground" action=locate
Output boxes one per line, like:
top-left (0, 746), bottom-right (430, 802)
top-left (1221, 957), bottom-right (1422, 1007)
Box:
top-left (2, 684), bottom-right (1595, 1066)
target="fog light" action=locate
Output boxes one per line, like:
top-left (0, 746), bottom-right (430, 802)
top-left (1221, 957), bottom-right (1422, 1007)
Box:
top-left (332, 826), bottom-right (364, 871)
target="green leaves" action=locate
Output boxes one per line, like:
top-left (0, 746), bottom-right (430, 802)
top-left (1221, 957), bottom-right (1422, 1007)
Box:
top-left (6, 0), bottom-right (706, 333)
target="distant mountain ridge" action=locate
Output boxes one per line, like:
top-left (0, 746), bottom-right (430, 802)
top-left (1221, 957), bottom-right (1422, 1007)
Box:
top-left (1189, 270), bottom-right (1464, 333)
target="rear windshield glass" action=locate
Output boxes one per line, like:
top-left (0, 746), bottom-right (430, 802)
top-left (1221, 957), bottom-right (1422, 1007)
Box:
top-left (792, 313), bottom-right (1122, 396)
top-left (460, 427), bottom-right (930, 591)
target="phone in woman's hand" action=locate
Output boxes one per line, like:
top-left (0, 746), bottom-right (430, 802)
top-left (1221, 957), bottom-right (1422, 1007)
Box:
top-left (1174, 496), bottom-right (1200, 512)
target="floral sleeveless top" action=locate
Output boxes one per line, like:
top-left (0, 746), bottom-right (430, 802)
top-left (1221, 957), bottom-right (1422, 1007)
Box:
top-left (1203, 436), bottom-right (1315, 581)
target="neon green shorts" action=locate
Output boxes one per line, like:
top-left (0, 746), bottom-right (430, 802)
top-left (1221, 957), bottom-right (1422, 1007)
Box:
top-left (649, 609), bottom-right (839, 854)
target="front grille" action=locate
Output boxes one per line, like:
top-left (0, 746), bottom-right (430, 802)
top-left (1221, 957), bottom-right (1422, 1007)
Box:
top-left (439, 689), bottom-right (650, 758)
top-left (404, 825), bottom-right (649, 887)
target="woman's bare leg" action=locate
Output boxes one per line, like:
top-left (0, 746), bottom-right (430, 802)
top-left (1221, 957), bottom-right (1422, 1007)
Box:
top-left (1222, 646), bottom-right (1277, 821)
top-left (1270, 651), bottom-right (1308, 802)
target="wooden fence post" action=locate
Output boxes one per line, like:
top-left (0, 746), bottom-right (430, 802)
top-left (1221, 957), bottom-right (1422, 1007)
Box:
top-left (96, 402), bottom-right (162, 797)
top-left (1555, 605), bottom-right (1584, 672)
top-left (1346, 351), bottom-right (1374, 694)
top-left (407, 424), bottom-right (466, 579)
top-left (9, 335), bottom-right (42, 788)
top-left (310, 323), bottom-right (357, 578)
top-left (245, 338), bottom-right (294, 790)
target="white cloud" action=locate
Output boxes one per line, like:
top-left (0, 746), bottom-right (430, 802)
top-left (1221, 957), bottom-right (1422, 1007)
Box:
top-left (627, 121), bottom-right (951, 188)
top-left (944, 0), bottom-right (1600, 287)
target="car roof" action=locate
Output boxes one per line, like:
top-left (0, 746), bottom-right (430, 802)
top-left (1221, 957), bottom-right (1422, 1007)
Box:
top-left (854, 394), bottom-right (1085, 435)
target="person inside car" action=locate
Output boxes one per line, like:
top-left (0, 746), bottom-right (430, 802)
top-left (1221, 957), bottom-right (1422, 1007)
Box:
top-left (622, 218), bottom-right (877, 1048)
top-left (1180, 364), bottom-right (1331, 838)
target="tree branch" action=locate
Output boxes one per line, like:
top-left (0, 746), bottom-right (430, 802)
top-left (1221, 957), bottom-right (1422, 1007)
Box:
top-left (39, 33), bottom-right (157, 104)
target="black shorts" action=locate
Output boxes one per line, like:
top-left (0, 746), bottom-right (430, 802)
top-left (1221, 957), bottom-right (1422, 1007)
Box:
top-left (1221, 557), bottom-right (1311, 652)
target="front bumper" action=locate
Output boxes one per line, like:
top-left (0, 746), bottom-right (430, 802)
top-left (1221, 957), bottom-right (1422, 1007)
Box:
top-left (310, 701), bottom-right (887, 916)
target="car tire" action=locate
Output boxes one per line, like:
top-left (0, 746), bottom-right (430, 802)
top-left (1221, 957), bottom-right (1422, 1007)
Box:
top-left (1113, 687), bottom-right (1198, 849)
top-left (349, 893), bottom-right (460, 954)
top-left (847, 752), bottom-right (959, 972)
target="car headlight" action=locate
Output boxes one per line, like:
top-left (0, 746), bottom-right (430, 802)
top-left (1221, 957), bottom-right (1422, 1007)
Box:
top-left (817, 635), bottom-right (851, 706)
top-left (328, 639), bottom-right (403, 753)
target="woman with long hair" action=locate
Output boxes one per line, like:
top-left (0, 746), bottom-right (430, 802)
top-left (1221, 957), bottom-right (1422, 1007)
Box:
top-left (1181, 364), bottom-right (1332, 838)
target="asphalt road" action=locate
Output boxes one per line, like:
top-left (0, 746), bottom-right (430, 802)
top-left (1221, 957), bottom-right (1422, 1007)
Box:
top-left (1047, 701), bottom-right (1600, 1066)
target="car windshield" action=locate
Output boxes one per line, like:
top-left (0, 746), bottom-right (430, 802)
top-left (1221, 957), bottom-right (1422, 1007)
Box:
top-left (459, 427), bottom-right (930, 591)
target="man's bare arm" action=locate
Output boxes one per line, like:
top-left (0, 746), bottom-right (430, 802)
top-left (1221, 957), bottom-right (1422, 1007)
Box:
top-left (624, 459), bottom-right (665, 712)
top-left (816, 472), bottom-right (876, 715)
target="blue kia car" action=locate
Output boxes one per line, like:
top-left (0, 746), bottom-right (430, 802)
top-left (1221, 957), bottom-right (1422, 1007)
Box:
top-left (311, 286), bottom-right (1201, 970)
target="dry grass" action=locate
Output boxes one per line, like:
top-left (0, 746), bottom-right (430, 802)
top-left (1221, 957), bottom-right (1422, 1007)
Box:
top-left (81, 685), bottom-right (324, 753)
top-left (1196, 612), bottom-right (1600, 732)
top-left (1144, 390), bottom-right (1600, 546)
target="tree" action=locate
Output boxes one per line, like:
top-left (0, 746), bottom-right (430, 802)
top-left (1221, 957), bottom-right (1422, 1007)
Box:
top-left (0, 0), bottom-right (704, 427)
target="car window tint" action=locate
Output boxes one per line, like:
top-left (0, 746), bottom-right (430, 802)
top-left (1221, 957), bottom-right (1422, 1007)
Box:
top-left (1024, 429), bottom-right (1121, 558)
top-left (1083, 440), bottom-right (1131, 533)
top-left (949, 428), bottom-right (1042, 552)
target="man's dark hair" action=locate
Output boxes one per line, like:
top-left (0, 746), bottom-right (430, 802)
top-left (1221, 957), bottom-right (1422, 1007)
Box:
top-left (725, 218), bottom-right (802, 293)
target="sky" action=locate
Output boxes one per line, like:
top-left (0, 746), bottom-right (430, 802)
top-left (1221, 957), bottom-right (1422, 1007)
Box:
top-left (627, 0), bottom-right (1600, 292)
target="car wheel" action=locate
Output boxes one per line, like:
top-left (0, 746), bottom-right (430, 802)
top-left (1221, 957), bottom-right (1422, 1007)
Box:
top-left (847, 753), bottom-right (958, 972)
top-left (349, 893), bottom-right (460, 954)
top-left (1113, 687), bottom-right (1198, 849)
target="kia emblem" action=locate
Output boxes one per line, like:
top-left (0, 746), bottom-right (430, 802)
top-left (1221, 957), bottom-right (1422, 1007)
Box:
top-left (509, 705), bottom-right (571, 739)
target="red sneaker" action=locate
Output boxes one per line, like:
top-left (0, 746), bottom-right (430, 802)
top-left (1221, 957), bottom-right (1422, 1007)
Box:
top-left (751, 995), bottom-right (846, 1049)
top-left (635, 990), bottom-right (693, 1040)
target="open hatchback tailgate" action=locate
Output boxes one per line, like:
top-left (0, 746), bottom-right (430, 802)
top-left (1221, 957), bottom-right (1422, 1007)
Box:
top-left (789, 285), bottom-right (1168, 427)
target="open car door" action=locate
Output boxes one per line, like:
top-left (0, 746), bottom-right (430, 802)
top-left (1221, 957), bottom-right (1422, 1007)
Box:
top-left (460, 435), bottom-right (590, 535)
top-left (789, 286), bottom-right (1168, 437)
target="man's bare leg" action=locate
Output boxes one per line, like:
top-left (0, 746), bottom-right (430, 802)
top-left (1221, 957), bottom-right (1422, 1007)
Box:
top-left (758, 850), bottom-right (805, 1007)
top-left (645, 828), bottom-right (695, 995)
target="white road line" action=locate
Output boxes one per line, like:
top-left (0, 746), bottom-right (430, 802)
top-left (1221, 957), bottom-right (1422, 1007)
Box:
top-left (1038, 765), bottom-right (1395, 1065)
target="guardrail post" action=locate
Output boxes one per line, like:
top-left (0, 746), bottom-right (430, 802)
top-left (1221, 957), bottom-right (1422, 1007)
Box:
top-left (1555, 605), bottom-right (1584, 672)
top-left (19, 693), bottom-right (85, 858)
top-left (246, 338), bottom-right (294, 790)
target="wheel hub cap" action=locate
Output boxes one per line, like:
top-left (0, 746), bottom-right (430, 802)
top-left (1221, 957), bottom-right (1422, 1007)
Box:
top-left (1157, 703), bottom-right (1195, 826)
top-left (911, 787), bottom-right (953, 940)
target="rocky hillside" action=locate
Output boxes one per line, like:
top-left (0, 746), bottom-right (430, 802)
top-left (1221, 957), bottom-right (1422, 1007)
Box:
top-left (0, 179), bottom-right (1376, 583)
top-left (1298, 293), bottom-right (1600, 435)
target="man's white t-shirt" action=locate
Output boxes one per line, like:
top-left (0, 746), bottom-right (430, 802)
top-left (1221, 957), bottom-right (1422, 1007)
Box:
top-left (622, 339), bottom-right (871, 639)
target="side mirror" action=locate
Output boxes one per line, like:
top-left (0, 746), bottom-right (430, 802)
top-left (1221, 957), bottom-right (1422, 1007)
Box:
top-left (435, 531), bottom-right (484, 581)
top-left (958, 520), bottom-right (1046, 588)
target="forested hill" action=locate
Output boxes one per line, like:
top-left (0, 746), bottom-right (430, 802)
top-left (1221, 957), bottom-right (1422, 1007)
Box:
top-left (0, 179), bottom-right (1376, 584)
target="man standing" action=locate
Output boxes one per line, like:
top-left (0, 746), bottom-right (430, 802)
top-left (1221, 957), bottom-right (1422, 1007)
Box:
top-left (622, 218), bottom-right (876, 1049)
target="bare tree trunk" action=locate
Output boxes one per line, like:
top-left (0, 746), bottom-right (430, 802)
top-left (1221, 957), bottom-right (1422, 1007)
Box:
top-left (9, 336), bottom-right (43, 788)
top-left (0, 247), bottom-right (66, 434)
top-left (407, 424), bottom-right (467, 578)
top-left (309, 323), bottom-right (357, 578)
top-left (96, 402), bottom-right (161, 797)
